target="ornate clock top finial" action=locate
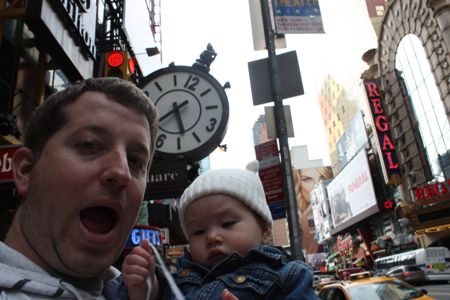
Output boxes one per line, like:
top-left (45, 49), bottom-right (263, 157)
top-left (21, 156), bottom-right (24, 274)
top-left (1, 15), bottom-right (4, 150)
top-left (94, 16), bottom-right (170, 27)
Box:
top-left (192, 43), bottom-right (217, 73)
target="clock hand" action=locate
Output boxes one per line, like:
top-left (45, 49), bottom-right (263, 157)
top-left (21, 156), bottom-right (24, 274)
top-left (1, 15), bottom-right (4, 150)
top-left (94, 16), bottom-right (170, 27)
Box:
top-left (158, 100), bottom-right (189, 122)
top-left (173, 102), bottom-right (185, 133)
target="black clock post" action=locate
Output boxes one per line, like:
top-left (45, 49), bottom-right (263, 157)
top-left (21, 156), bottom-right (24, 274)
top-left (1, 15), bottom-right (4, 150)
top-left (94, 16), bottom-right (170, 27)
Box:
top-left (260, 0), bottom-right (304, 262)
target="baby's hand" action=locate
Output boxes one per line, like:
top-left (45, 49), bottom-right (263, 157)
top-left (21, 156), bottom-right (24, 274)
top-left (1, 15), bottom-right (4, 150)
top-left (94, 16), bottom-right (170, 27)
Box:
top-left (222, 289), bottom-right (239, 300)
top-left (122, 239), bottom-right (156, 300)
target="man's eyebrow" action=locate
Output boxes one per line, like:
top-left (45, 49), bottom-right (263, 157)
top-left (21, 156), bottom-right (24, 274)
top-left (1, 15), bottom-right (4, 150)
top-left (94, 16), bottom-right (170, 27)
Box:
top-left (76, 125), bottom-right (150, 157)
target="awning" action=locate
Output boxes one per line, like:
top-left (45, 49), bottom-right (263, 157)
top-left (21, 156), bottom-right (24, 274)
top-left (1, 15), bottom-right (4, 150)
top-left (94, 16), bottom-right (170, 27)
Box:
top-left (327, 252), bottom-right (340, 260)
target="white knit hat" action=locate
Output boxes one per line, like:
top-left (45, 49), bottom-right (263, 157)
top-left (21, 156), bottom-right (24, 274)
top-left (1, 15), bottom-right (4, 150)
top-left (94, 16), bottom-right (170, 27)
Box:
top-left (178, 160), bottom-right (273, 238)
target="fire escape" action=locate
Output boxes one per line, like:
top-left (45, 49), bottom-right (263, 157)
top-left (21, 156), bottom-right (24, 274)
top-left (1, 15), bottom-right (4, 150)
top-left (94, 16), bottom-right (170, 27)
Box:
top-left (149, 0), bottom-right (162, 62)
top-left (100, 0), bottom-right (129, 53)
top-left (99, 0), bottom-right (162, 79)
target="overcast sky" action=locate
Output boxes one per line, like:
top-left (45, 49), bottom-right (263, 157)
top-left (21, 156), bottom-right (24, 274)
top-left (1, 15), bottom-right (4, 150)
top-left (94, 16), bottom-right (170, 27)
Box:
top-left (127, 0), bottom-right (378, 169)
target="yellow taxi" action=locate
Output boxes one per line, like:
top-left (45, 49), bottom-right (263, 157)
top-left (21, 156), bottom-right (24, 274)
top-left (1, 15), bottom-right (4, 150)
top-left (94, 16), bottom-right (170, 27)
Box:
top-left (318, 271), bottom-right (435, 300)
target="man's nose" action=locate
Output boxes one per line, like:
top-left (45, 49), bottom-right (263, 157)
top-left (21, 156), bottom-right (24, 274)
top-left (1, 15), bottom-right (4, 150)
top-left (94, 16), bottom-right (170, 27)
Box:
top-left (100, 148), bottom-right (131, 187)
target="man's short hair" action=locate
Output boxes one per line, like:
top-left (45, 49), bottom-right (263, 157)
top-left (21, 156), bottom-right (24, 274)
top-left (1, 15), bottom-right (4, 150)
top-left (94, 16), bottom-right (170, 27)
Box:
top-left (24, 77), bottom-right (158, 163)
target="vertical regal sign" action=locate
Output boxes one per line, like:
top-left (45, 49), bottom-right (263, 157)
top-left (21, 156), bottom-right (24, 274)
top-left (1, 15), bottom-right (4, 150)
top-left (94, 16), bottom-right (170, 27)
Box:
top-left (364, 79), bottom-right (402, 186)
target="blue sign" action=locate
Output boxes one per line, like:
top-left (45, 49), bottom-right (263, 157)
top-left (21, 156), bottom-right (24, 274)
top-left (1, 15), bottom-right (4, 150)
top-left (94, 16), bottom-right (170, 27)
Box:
top-left (269, 201), bottom-right (287, 220)
top-left (272, 0), bottom-right (325, 34)
top-left (125, 226), bottom-right (161, 248)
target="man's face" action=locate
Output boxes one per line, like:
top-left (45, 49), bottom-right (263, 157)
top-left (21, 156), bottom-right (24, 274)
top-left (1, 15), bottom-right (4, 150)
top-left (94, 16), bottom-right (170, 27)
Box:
top-left (15, 91), bottom-right (151, 278)
top-left (185, 194), bottom-right (271, 269)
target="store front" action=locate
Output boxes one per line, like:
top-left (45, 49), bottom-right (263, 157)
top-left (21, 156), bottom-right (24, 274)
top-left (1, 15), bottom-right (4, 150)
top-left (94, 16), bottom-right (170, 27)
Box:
top-left (0, 0), bottom-right (97, 240)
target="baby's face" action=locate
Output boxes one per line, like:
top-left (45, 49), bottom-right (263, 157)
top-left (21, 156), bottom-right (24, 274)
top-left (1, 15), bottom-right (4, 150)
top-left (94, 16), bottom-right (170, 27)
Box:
top-left (184, 194), bottom-right (271, 268)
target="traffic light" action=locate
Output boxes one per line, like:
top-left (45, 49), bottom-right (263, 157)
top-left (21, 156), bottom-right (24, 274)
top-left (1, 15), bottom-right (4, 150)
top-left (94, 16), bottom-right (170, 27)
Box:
top-left (104, 50), bottom-right (129, 80)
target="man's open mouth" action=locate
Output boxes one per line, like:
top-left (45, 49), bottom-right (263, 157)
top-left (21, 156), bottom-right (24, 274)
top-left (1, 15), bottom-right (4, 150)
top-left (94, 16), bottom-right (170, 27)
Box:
top-left (80, 206), bottom-right (119, 235)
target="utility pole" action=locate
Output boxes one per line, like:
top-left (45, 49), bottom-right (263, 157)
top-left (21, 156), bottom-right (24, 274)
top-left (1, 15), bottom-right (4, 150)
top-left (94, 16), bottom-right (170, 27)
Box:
top-left (260, 0), bottom-right (304, 261)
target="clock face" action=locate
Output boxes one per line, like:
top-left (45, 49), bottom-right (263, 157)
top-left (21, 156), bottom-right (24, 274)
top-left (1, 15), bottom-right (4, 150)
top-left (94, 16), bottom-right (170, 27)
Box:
top-left (140, 66), bottom-right (229, 161)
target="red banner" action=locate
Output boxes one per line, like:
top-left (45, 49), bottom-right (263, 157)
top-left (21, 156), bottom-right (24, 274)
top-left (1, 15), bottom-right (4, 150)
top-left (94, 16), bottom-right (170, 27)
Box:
top-left (0, 145), bottom-right (21, 183)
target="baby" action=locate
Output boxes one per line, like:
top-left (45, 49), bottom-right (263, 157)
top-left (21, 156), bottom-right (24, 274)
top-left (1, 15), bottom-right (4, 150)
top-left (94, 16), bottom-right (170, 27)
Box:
top-left (121, 161), bottom-right (319, 299)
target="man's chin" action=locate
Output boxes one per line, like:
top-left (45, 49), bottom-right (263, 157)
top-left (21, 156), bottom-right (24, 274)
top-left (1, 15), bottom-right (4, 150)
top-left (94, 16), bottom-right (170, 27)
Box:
top-left (58, 253), bottom-right (117, 279)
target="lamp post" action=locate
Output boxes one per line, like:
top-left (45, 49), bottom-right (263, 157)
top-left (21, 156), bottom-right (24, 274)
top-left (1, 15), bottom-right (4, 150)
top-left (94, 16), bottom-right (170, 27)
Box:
top-left (260, 0), bottom-right (304, 261)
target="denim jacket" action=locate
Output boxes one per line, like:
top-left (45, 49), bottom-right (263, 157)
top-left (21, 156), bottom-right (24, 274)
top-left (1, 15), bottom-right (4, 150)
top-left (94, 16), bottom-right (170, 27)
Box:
top-left (156, 245), bottom-right (320, 300)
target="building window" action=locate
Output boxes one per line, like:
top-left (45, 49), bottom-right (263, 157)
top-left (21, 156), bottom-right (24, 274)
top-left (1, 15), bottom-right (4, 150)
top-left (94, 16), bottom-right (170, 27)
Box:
top-left (395, 34), bottom-right (450, 180)
top-left (375, 5), bottom-right (385, 16)
top-left (47, 70), bottom-right (70, 92)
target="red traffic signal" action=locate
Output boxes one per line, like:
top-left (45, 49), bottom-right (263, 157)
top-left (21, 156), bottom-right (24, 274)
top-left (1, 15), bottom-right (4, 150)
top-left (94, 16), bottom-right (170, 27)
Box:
top-left (107, 51), bottom-right (125, 67)
top-left (104, 51), bottom-right (128, 80)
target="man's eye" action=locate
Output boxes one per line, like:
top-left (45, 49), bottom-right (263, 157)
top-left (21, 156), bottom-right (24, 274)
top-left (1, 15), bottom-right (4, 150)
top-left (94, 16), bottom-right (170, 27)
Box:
top-left (222, 221), bottom-right (236, 228)
top-left (128, 156), bottom-right (144, 168)
top-left (77, 140), bottom-right (97, 151)
top-left (128, 156), bottom-right (147, 174)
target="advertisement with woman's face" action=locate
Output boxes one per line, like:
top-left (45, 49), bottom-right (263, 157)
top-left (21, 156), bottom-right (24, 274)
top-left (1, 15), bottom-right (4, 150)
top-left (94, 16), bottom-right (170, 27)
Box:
top-left (294, 166), bottom-right (333, 255)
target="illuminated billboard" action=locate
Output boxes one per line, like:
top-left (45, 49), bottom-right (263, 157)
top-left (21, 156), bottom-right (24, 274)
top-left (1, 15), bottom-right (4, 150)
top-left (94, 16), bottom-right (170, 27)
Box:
top-left (311, 180), bottom-right (332, 244)
top-left (327, 150), bottom-right (378, 234)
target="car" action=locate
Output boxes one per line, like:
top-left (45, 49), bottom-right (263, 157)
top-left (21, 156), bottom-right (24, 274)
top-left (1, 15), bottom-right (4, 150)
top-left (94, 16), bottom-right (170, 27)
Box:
top-left (314, 274), bottom-right (337, 290)
top-left (336, 267), bottom-right (363, 280)
top-left (318, 271), bottom-right (434, 300)
top-left (385, 265), bottom-right (427, 284)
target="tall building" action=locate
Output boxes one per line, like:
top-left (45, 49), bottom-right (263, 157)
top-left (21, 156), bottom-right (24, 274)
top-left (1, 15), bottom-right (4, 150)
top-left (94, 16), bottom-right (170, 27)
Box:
top-left (252, 114), bottom-right (270, 146)
top-left (318, 75), bottom-right (361, 174)
top-left (368, 0), bottom-right (450, 248)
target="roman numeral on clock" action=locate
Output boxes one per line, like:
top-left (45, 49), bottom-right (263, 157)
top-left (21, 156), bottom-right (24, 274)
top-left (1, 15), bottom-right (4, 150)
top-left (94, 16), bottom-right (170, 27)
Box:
top-left (177, 137), bottom-right (181, 150)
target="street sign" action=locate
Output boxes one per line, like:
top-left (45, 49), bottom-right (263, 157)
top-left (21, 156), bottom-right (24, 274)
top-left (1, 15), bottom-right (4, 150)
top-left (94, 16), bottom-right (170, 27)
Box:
top-left (265, 105), bottom-right (294, 139)
top-left (272, 0), bottom-right (325, 34)
top-left (255, 139), bottom-right (278, 161)
top-left (248, 50), bottom-right (304, 106)
top-left (269, 201), bottom-right (287, 219)
top-left (259, 164), bottom-right (284, 203)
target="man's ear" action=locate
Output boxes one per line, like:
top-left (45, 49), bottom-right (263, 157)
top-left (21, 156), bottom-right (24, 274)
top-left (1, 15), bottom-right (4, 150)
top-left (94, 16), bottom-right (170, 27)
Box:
top-left (12, 147), bottom-right (34, 196)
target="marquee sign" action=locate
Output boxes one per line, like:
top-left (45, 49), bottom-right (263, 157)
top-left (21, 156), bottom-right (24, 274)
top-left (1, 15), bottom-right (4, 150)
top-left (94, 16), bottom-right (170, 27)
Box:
top-left (413, 180), bottom-right (450, 207)
top-left (26, 0), bottom-right (97, 79)
top-left (364, 79), bottom-right (402, 186)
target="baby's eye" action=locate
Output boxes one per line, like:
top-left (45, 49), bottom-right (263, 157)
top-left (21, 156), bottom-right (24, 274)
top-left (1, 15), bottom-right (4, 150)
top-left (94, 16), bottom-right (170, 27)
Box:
top-left (192, 229), bottom-right (205, 236)
top-left (222, 221), bottom-right (236, 228)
